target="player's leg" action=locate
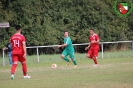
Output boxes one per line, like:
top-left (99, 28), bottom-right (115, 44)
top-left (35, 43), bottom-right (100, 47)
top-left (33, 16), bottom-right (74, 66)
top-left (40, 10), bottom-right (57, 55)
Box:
top-left (19, 54), bottom-right (30, 78)
top-left (11, 54), bottom-right (19, 79)
top-left (86, 49), bottom-right (93, 59)
top-left (61, 50), bottom-right (70, 62)
top-left (92, 49), bottom-right (99, 66)
top-left (69, 51), bottom-right (77, 67)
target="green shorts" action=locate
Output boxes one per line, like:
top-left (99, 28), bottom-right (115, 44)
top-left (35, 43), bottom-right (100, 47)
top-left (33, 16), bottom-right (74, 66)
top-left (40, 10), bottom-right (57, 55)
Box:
top-left (62, 50), bottom-right (74, 59)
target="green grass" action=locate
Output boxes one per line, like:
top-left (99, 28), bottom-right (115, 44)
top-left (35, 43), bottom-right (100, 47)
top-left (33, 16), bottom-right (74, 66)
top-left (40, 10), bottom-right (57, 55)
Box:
top-left (0, 50), bottom-right (133, 88)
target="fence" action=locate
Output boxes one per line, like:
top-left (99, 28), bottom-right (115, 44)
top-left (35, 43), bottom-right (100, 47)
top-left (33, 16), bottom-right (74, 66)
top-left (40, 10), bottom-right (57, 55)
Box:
top-left (2, 41), bottom-right (133, 66)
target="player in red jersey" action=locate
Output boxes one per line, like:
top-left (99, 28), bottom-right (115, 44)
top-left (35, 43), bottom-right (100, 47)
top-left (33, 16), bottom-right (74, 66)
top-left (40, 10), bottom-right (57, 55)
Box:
top-left (10, 25), bottom-right (30, 79)
top-left (85, 29), bottom-right (100, 67)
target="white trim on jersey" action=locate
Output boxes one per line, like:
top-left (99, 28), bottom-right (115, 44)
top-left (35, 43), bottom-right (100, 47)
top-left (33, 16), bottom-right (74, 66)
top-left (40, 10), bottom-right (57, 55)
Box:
top-left (65, 38), bottom-right (69, 44)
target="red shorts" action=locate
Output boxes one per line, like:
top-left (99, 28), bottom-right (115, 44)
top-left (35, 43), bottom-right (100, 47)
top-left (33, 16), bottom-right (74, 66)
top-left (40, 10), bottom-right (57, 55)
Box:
top-left (12, 54), bottom-right (26, 62)
top-left (87, 49), bottom-right (99, 58)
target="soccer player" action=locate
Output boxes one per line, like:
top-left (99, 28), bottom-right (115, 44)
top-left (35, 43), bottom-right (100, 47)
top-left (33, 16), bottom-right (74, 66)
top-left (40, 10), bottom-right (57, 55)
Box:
top-left (58, 31), bottom-right (77, 68)
top-left (10, 25), bottom-right (30, 79)
top-left (85, 29), bottom-right (100, 67)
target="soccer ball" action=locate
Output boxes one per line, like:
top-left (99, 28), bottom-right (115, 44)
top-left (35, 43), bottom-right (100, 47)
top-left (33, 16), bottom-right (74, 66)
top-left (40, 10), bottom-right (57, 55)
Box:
top-left (51, 64), bottom-right (57, 69)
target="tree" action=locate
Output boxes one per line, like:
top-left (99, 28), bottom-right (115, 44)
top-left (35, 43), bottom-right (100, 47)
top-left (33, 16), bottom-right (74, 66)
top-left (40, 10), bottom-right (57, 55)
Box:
top-left (0, 0), bottom-right (133, 54)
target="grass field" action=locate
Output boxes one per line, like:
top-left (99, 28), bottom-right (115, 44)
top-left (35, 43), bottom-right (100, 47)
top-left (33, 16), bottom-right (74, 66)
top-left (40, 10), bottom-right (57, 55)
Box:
top-left (0, 50), bottom-right (133, 88)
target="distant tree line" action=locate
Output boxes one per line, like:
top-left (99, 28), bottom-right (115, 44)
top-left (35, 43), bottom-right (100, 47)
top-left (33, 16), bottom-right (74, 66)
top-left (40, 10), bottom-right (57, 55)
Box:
top-left (0, 0), bottom-right (133, 55)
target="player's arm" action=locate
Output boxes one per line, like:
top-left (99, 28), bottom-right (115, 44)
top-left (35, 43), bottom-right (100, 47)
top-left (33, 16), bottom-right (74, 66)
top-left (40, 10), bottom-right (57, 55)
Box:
top-left (3, 43), bottom-right (8, 51)
top-left (58, 38), bottom-right (70, 48)
top-left (22, 37), bottom-right (27, 58)
top-left (86, 44), bottom-right (91, 49)
top-left (85, 38), bottom-right (91, 50)
top-left (3, 47), bottom-right (7, 50)
top-left (85, 43), bottom-right (91, 50)
top-left (58, 44), bottom-right (67, 48)
top-left (23, 42), bottom-right (27, 58)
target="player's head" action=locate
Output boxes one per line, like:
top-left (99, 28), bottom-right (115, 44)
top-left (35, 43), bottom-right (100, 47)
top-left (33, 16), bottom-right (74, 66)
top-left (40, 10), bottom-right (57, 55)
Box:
top-left (64, 30), bottom-right (68, 37)
top-left (15, 25), bottom-right (21, 31)
top-left (90, 29), bottom-right (95, 35)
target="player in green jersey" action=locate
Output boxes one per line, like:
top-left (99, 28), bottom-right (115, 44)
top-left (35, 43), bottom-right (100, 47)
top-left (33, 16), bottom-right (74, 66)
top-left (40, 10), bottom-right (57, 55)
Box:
top-left (58, 31), bottom-right (77, 68)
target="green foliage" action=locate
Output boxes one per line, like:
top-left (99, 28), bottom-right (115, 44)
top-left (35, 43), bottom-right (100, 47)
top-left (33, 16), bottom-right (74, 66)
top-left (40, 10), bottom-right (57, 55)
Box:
top-left (0, 0), bottom-right (133, 54)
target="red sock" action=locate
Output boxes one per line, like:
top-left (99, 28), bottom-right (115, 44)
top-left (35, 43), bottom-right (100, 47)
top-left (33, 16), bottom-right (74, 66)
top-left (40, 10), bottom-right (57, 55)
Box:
top-left (11, 64), bottom-right (18, 74)
top-left (22, 63), bottom-right (27, 76)
top-left (93, 56), bottom-right (98, 64)
top-left (90, 55), bottom-right (93, 59)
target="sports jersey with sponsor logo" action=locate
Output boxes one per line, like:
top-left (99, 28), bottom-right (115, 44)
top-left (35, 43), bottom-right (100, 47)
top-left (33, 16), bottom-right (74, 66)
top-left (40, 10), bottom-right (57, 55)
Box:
top-left (64, 36), bottom-right (74, 52)
top-left (10, 33), bottom-right (26, 54)
top-left (89, 34), bottom-right (100, 50)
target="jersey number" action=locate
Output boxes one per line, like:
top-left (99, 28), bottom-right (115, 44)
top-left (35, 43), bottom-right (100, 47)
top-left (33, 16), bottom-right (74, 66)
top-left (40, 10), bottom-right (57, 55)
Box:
top-left (13, 40), bottom-right (20, 47)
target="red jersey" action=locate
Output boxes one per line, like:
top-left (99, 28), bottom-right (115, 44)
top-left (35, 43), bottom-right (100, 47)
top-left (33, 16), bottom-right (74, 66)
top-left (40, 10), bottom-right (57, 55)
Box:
top-left (10, 33), bottom-right (26, 54)
top-left (89, 34), bottom-right (100, 50)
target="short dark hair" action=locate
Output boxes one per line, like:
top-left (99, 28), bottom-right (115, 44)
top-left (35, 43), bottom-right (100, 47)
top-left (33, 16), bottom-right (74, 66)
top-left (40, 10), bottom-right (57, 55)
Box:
top-left (64, 30), bottom-right (68, 33)
top-left (90, 29), bottom-right (95, 32)
top-left (15, 25), bottom-right (21, 30)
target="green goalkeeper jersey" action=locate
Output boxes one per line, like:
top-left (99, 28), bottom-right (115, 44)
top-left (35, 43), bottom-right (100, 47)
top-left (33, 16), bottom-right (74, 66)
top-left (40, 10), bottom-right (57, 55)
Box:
top-left (64, 36), bottom-right (74, 52)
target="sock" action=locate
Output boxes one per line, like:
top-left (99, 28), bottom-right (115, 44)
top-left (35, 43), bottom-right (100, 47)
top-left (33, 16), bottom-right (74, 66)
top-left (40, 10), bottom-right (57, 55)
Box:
top-left (72, 59), bottom-right (77, 65)
top-left (64, 57), bottom-right (70, 62)
top-left (93, 56), bottom-right (98, 64)
top-left (22, 63), bottom-right (27, 76)
top-left (11, 64), bottom-right (18, 75)
top-left (90, 55), bottom-right (93, 59)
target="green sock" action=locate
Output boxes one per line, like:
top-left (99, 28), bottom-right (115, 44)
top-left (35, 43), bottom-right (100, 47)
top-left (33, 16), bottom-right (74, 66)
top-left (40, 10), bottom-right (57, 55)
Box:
top-left (64, 57), bottom-right (70, 62)
top-left (72, 59), bottom-right (77, 65)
